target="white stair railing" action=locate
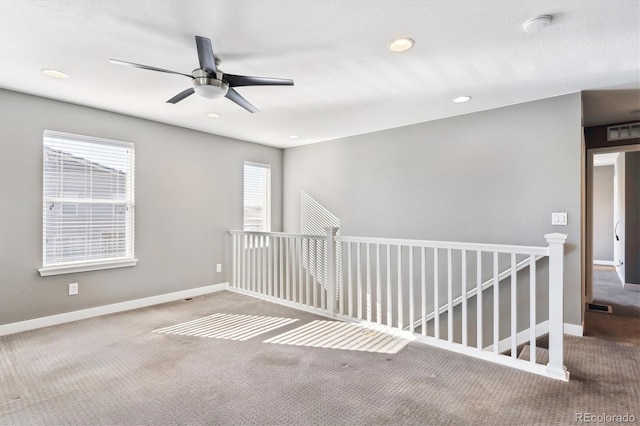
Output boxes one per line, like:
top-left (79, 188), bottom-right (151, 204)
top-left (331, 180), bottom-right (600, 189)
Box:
top-left (229, 228), bottom-right (569, 381)
top-left (230, 231), bottom-right (331, 313)
top-left (408, 255), bottom-right (544, 331)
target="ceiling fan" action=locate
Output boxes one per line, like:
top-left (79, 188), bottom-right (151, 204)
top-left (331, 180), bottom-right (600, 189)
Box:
top-left (110, 35), bottom-right (294, 113)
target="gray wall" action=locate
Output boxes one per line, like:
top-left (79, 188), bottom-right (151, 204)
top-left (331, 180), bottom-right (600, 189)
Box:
top-left (0, 89), bottom-right (282, 325)
top-left (593, 165), bottom-right (614, 261)
top-left (625, 152), bottom-right (640, 285)
top-left (283, 93), bottom-right (582, 325)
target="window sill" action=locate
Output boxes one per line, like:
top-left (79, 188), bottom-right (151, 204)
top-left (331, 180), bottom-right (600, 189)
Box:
top-left (38, 259), bottom-right (138, 277)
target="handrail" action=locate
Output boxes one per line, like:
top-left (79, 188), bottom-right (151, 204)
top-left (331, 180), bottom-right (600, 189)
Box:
top-left (230, 230), bottom-right (549, 255)
top-left (229, 229), bottom-right (326, 240)
top-left (336, 235), bottom-right (549, 256)
top-left (407, 255), bottom-right (544, 330)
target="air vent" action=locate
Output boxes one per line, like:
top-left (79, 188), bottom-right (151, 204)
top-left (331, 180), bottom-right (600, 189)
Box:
top-left (607, 122), bottom-right (640, 141)
top-left (587, 303), bottom-right (612, 313)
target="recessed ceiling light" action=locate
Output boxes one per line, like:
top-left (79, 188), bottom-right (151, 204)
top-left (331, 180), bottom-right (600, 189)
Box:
top-left (453, 96), bottom-right (472, 103)
top-left (206, 112), bottom-right (221, 119)
top-left (41, 69), bottom-right (69, 79)
top-left (289, 135), bottom-right (300, 139)
top-left (389, 38), bottom-right (414, 52)
top-left (522, 15), bottom-right (552, 33)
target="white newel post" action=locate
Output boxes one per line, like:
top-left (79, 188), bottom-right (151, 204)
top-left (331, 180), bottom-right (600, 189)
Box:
top-left (544, 233), bottom-right (570, 381)
top-left (325, 227), bottom-right (339, 315)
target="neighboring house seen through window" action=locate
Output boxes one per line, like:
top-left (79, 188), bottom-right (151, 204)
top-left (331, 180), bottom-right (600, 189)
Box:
top-left (39, 130), bottom-right (136, 276)
top-left (243, 161), bottom-right (271, 232)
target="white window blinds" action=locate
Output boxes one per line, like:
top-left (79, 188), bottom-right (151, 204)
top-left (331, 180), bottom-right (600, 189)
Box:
top-left (300, 190), bottom-right (341, 290)
top-left (243, 162), bottom-right (271, 232)
top-left (42, 130), bottom-right (135, 270)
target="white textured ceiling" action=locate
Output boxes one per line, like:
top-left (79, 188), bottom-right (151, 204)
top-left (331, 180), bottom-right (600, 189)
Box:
top-left (1, 0), bottom-right (639, 148)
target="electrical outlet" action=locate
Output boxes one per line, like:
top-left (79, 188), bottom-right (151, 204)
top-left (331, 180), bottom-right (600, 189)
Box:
top-left (68, 282), bottom-right (78, 296)
top-left (216, 263), bottom-right (222, 273)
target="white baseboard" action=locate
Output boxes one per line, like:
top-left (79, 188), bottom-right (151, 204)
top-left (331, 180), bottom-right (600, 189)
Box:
top-left (593, 260), bottom-right (615, 266)
top-left (0, 282), bottom-right (229, 337)
top-left (563, 323), bottom-right (583, 336)
top-left (623, 283), bottom-right (640, 291)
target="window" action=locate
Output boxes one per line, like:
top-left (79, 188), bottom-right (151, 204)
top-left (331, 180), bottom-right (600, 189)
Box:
top-left (300, 190), bottom-right (341, 291)
top-left (243, 162), bottom-right (271, 232)
top-left (39, 130), bottom-right (136, 276)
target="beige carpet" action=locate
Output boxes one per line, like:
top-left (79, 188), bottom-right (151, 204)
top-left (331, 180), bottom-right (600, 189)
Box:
top-left (1, 290), bottom-right (638, 425)
top-left (264, 320), bottom-right (410, 354)
top-left (586, 266), bottom-right (640, 344)
top-left (153, 313), bottom-right (297, 341)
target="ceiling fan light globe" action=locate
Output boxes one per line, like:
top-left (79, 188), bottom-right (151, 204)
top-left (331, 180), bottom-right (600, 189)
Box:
top-left (192, 77), bottom-right (229, 99)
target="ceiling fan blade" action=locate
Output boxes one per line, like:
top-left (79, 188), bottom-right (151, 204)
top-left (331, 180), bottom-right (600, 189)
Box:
top-left (110, 59), bottom-right (193, 78)
top-left (166, 88), bottom-right (195, 104)
top-left (224, 74), bottom-right (294, 87)
top-left (225, 88), bottom-right (258, 113)
top-left (195, 36), bottom-right (217, 76)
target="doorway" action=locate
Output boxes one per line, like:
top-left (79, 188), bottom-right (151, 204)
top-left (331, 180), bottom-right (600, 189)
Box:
top-left (584, 144), bottom-right (640, 342)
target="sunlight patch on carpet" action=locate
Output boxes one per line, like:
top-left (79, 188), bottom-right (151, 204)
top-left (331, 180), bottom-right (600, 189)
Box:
top-left (153, 313), bottom-right (297, 341)
top-left (264, 320), bottom-right (410, 354)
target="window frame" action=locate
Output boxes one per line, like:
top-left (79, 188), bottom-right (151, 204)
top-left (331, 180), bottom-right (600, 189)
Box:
top-left (38, 130), bottom-right (137, 276)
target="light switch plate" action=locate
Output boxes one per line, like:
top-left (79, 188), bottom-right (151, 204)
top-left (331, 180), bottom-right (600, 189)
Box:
top-left (216, 263), bottom-right (222, 273)
top-left (552, 212), bottom-right (567, 226)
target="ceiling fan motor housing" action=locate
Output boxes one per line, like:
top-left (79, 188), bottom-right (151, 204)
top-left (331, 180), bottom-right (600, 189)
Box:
top-left (192, 69), bottom-right (228, 99)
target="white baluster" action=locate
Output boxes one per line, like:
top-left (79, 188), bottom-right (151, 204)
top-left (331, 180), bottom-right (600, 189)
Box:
top-left (421, 246), bottom-right (427, 336)
top-left (267, 236), bottom-right (272, 296)
top-left (299, 238), bottom-right (304, 304)
top-left (257, 235), bottom-right (262, 293)
top-left (510, 253), bottom-right (517, 358)
top-left (232, 235), bottom-right (237, 288)
top-left (348, 242), bottom-right (353, 317)
top-left (434, 248), bottom-right (439, 340)
top-left (339, 241), bottom-right (345, 314)
top-left (397, 245), bottom-right (403, 330)
top-left (477, 251), bottom-right (482, 350)
top-left (447, 248), bottom-right (453, 343)
top-left (493, 251), bottom-right (499, 354)
top-left (313, 239), bottom-right (318, 308)
top-left (293, 238), bottom-right (298, 302)
top-left (279, 237), bottom-right (284, 298)
top-left (357, 242), bottom-right (362, 319)
top-left (320, 239), bottom-right (325, 309)
top-left (529, 254), bottom-right (537, 365)
top-left (285, 237), bottom-right (290, 300)
top-left (366, 243), bottom-right (372, 322)
top-left (387, 245), bottom-right (392, 327)
top-left (462, 249), bottom-right (467, 346)
top-left (409, 246), bottom-right (414, 333)
top-left (376, 244), bottom-right (382, 324)
top-left (306, 239), bottom-right (311, 307)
